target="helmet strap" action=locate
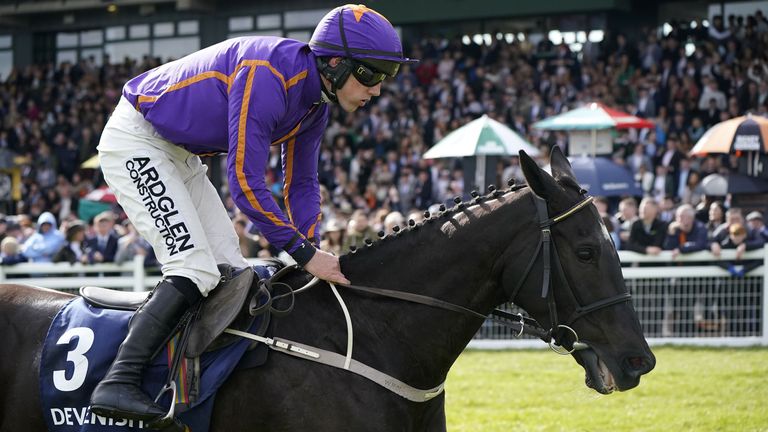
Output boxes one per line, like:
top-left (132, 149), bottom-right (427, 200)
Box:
top-left (316, 56), bottom-right (352, 104)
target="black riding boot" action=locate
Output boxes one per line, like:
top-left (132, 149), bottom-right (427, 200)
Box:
top-left (90, 278), bottom-right (200, 422)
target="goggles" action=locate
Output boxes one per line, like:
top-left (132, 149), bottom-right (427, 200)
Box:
top-left (347, 60), bottom-right (391, 87)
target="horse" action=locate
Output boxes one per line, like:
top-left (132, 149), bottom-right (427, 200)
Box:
top-left (0, 147), bottom-right (655, 432)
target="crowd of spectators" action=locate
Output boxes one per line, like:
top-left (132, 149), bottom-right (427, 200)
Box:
top-left (1, 11), bottom-right (768, 267)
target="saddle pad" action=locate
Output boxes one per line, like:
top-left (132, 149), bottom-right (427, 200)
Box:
top-left (39, 297), bottom-right (260, 432)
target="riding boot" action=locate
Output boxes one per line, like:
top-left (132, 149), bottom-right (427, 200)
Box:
top-left (90, 278), bottom-right (200, 422)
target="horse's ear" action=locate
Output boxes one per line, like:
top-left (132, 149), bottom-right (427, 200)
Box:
top-left (549, 145), bottom-right (576, 181)
top-left (519, 149), bottom-right (559, 200)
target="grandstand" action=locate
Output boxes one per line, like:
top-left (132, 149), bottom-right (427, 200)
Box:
top-left (1, 0), bottom-right (767, 348)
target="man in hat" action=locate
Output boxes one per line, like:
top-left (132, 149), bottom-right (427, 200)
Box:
top-left (746, 211), bottom-right (768, 241)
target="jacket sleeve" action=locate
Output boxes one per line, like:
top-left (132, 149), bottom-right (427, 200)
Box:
top-left (662, 231), bottom-right (679, 251)
top-left (281, 106), bottom-right (326, 247)
top-left (624, 222), bottom-right (648, 253)
top-left (227, 63), bottom-right (315, 265)
top-left (745, 230), bottom-right (766, 250)
top-left (679, 224), bottom-right (708, 253)
top-left (22, 233), bottom-right (63, 260)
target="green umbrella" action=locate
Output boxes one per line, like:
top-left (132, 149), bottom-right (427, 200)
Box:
top-left (424, 115), bottom-right (539, 191)
top-left (423, 114), bottom-right (539, 159)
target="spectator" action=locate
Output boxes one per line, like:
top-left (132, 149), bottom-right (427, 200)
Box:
top-left (659, 195), bottom-right (676, 223)
top-left (663, 204), bottom-right (709, 258)
top-left (705, 201), bottom-right (726, 241)
top-left (711, 222), bottom-right (764, 260)
top-left (711, 208), bottom-right (763, 248)
top-left (383, 211), bottom-right (405, 232)
top-left (615, 197), bottom-right (638, 246)
top-left (84, 210), bottom-right (119, 263)
top-left (115, 219), bottom-right (156, 266)
top-left (21, 211), bottom-right (65, 263)
top-left (698, 78), bottom-right (727, 111)
top-left (745, 211), bottom-right (768, 241)
top-left (680, 170), bottom-right (704, 207)
top-left (233, 218), bottom-right (260, 259)
top-left (343, 209), bottom-right (376, 250)
top-left (625, 197), bottom-right (667, 255)
top-left (320, 219), bottom-right (346, 256)
top-left (53, 220), bottom-right (90, 264)
top-left (0, 236), bottom-right (28, 265)
top-left (627, 143), bottom-right (652, 175)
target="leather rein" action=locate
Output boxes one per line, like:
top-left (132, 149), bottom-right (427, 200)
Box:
top-left (266, 191), bottom-right (632, 354)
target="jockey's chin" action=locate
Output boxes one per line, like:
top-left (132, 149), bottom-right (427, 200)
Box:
top-left (336, 77), bottom-right (381, 112)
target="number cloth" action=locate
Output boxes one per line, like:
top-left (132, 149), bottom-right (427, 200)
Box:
top-left (40, 297), bottom-right (260, 431)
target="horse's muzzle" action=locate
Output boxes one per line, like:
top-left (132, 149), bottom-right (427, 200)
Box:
top-left (622, 353), bottom-right (656, 380)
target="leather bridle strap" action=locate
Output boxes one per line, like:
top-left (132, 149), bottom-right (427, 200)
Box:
top-left (525, 194), bottom-right (633, 346)
top-left (338, 282), bottom-right (551, 339)
top-left (337, 283), bottom-right (489, 319)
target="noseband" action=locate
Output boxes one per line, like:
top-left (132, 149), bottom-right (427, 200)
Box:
top-left (495, 193), bottom-right (632, 354)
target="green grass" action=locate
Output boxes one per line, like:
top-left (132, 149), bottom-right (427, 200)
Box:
top-left (445, 347), bottom-right (768, 432)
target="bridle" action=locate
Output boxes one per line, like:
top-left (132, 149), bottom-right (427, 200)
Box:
top-left (494, 193), bottom-right (633, 354)
top-left (264, 189), bottom-right (632, 355)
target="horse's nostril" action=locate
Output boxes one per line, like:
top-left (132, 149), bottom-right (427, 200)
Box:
top-left (624, 355), bottom-right (654, 377)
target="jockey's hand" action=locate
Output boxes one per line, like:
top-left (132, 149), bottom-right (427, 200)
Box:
top-left (304, 249), bottom-right (350, 285)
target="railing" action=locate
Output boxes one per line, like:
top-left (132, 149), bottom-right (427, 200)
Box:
top-left (471, 247), bottom-right (768, 348)
top-left (1, 249), bottom-right (766, 348)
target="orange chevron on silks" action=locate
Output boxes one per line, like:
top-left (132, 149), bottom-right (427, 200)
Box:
top-left (349, 4), bottom-right (389, 23)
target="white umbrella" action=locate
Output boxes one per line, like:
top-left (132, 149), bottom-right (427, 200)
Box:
top-left (423, 115), bottom-right (539, 190)
top-left (424, 114), bottom-right (539, 158)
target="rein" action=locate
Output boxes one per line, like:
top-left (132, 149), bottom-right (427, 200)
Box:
top-left (328, 193), bottom-right (631, 352)
top-left (267, 191), bottom-right (631, 348)
top-left (231, 189), bottom-right (634, 402)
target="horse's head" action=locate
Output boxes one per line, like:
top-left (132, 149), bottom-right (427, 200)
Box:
top-left (507, 146), bottom-right (655, 394)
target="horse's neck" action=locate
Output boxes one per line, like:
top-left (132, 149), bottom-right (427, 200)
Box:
top-left (330, 192), bottom-right (532, 388)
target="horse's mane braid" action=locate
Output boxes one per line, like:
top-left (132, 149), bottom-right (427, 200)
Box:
top-left (347, 181), bottom-right (529, 255)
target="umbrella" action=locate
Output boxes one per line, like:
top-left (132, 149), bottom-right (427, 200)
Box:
top-left (423, 114), bottom-right (539, 191)
top-left (566, 156), bottom-right (642, 197)
top-left (81, 154), bottom-right (100, 169)
top-left (423, 114), bottom-right (539, 158)
top-left (84, 186), bottom-right (117, 203)
top-left (689, 115), bottom-right (768, 155)
top-left (532, 102), bottom-right (655, 130)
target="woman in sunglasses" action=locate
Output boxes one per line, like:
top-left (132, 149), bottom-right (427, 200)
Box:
top-left (89, 3), bottom-right (416, 425)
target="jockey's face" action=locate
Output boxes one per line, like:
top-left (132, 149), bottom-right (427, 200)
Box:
top-left (337, 73), bottom-right (381, 113)
top-left (325, 57), bottom-right (382, 113)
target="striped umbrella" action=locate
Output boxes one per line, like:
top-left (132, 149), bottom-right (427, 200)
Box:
top-left (423, 114), bottom-right (539, 158)
top-left (689, 115), bottom-right (768, 156)
top-left (532, 102), bottom-right (654, 130)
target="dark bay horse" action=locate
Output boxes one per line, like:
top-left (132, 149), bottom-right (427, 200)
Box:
top-left (0, 148), bottom-right (654, 431)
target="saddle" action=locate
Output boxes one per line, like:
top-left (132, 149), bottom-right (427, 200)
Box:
top-left (80, 258), bottom-right (287, 358)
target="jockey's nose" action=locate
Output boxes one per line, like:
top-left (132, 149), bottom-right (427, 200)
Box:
top-left (369, 83), bottom-right (382, 97)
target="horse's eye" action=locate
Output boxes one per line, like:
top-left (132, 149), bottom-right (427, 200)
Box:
top-left (577, 247), bottom-right (594, 262)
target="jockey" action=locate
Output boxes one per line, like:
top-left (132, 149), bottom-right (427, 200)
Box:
top-left (89, 4), bottom-right (416, 424)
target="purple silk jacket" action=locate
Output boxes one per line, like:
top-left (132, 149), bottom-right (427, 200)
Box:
top-left (122, 37), bottom-right (328, 265)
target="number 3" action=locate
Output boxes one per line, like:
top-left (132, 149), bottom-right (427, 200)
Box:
top-left (53, 327), bottom-right (95, 392)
